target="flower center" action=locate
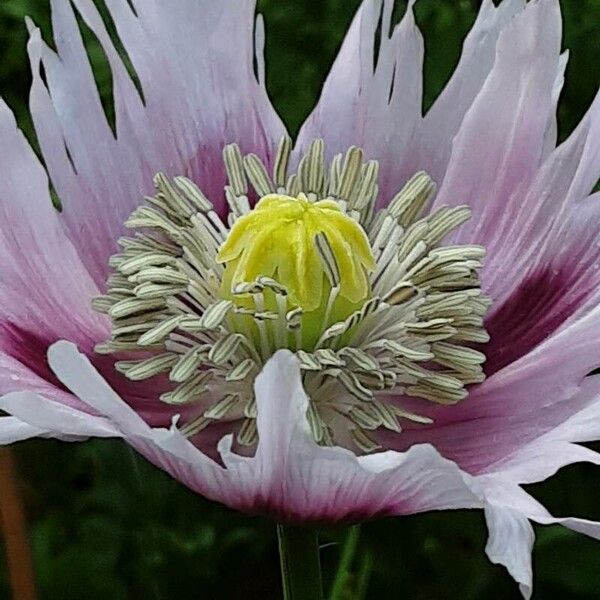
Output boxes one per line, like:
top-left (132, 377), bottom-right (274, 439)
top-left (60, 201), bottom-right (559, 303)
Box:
top-left (93, 138), bottom-right (490, 452)
top-left (217, 193), bottom-right (375, 349)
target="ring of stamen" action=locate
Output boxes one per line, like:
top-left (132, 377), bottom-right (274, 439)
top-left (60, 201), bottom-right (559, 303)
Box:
top-left (93, 138), bottom-right (490, 453)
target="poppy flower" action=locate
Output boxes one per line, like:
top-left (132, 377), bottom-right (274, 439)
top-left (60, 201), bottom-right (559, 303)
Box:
top-left (1, 1), bottom-right (599, 597)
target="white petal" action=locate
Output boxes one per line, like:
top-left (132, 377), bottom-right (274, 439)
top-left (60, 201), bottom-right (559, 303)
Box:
top-left (222, 350), bottom-right (483, 521)
top-left (541, 51), bottom-right (569, 158)
top-left (481, 476), bottom-right (600, 598)
top-left (0, 417), bottom-right (46, 444)
top-left (46, 340), bottom-right (235, 500)
top-left (48, 340), bottom-right (154, 435)
top-left (484, 502), bottom-right (534, 599)
top-left (0, 392), bottom-right (119, 440)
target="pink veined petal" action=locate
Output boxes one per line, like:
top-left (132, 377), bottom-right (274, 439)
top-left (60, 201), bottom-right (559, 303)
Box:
top-left (380, 300), bottom-right (600, 474)
top-left (482, 89), bottom-right (600, 314)
top-left (473, 89), bottom-right (600, 373)
top-left (11, 344), bottom-right (600, 600)
top-left (460, 86), bottom-right (600, 375)
top-left (484, 375), bottom-right (600, 484)
top-left (295, 0), bottom-right (424, 202)
top-left (27, 0), bottom-right (286, 287)
top-left (432, 0), bottom-right (563, 244)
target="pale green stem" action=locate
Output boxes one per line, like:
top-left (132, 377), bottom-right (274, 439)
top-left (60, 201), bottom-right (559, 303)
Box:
top-left (277, 524), bottom-right (323, 600)
top-left (329, 525), bottom-right (361, 600)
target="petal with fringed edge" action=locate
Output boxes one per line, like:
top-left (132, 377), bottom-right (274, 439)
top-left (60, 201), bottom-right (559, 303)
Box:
top-left (27, 0), bottom-right (286, 287)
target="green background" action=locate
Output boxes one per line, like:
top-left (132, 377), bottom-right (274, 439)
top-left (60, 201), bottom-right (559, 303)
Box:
top-left (1, 0), bottom-right (599, 598)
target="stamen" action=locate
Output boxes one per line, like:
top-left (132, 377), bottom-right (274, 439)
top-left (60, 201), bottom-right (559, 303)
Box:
top-left (273, 136), bottom-right (292, 191)
top-left (94, 137), bottom-right (490, 453)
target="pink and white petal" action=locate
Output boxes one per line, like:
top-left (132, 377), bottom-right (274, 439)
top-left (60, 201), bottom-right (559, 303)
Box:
top-left (0, 96), bottom-right (129, 418)
top-left (432, 0), bottom-right (563, 245)
top-left (550, 377), bottom-right (600, 444)
top-left (483, 90), bottom-right (600, 313)
top-left (296, 0), bottom-right (424, 202)
top-left (46, 341), bottom-right (482, 521)
top-left (28, 0), bottom-right (286, 286)
top-left (418, 0), bottom-right (526, 185)
top-left (0, 97), bottom-right (104, 345)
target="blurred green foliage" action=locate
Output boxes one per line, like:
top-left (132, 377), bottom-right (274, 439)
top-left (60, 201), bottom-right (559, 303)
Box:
top-left (0, 0), bottom-right (599, 598)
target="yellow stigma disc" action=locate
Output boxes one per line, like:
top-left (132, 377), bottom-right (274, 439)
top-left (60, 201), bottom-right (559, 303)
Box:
top-left (217, 193), bottom-right (376, 311)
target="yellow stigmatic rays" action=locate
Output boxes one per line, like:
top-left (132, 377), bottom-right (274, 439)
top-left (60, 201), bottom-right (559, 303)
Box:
top-left (217, 193), bottom-right (375, 311)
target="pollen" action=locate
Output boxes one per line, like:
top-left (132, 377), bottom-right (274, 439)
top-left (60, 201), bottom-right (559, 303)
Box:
top-left (217, 193), bottom-right (376, 311)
